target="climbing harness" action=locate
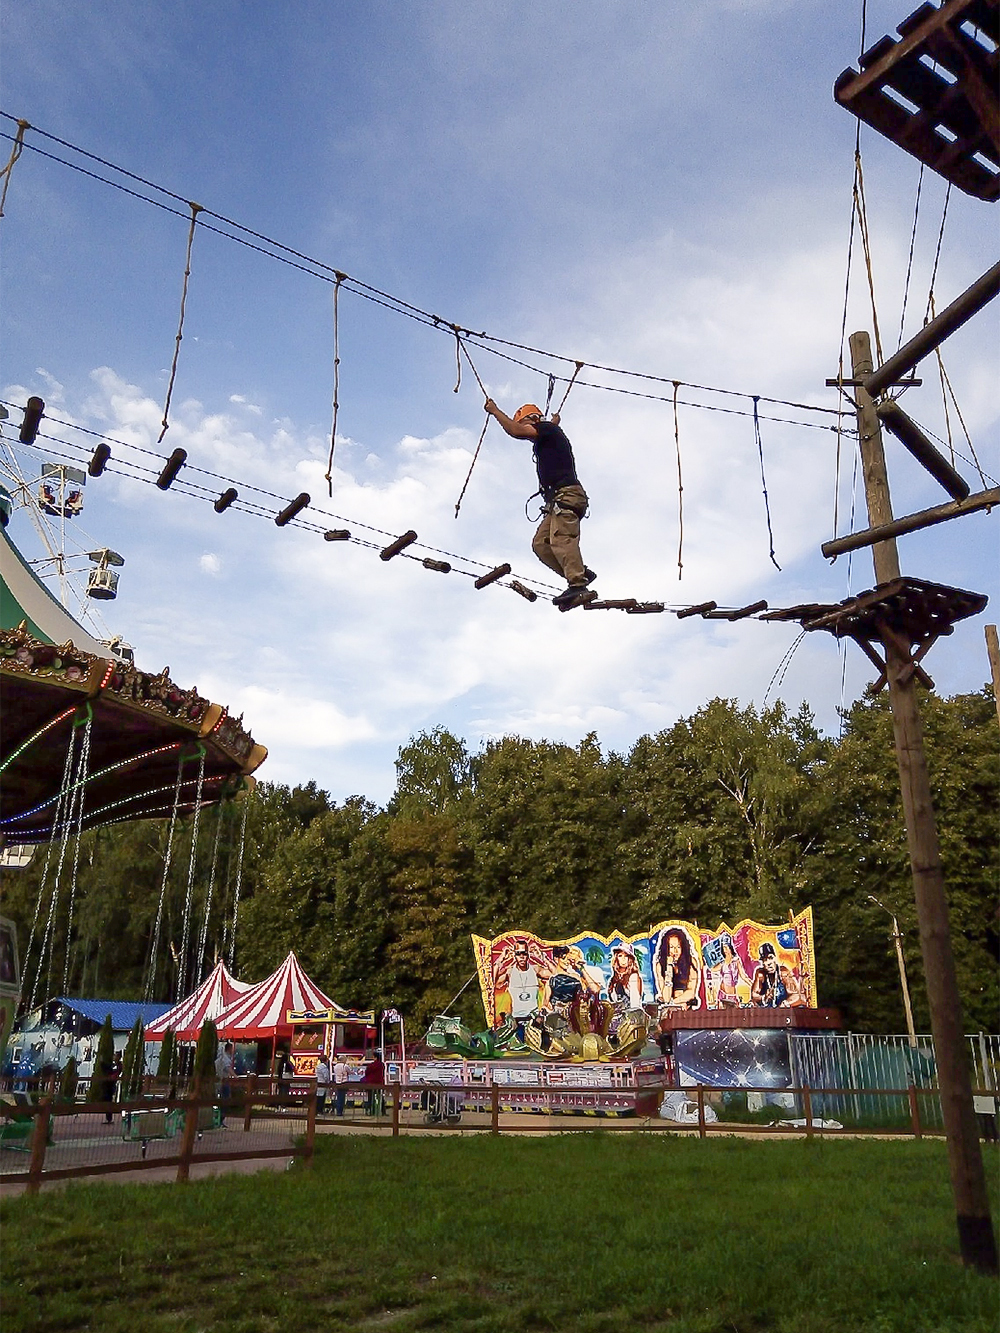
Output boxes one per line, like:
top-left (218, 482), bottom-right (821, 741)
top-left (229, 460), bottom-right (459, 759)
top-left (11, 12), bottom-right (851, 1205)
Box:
top-left (158, 201), bottom-right (203, 444)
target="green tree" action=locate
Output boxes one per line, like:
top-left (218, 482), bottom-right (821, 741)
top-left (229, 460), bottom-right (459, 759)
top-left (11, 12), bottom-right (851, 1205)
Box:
top-left (120, 1016), bottom-right (145, 1101)
top-left (193, 1019), bottom-right (218, 1093)
top-left (156, 1028), bottom-right (177, 1087)
top-left (87, 1015), bottom-right (115, 1103)
top-left (58, 1056), bottom-right (79, 1104)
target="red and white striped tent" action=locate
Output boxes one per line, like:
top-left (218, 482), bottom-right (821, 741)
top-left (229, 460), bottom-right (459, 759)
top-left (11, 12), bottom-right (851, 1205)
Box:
top-left (213, 951), bottom-right (337, 1040)
top-left (146, 960), bottom-right (254, 1041)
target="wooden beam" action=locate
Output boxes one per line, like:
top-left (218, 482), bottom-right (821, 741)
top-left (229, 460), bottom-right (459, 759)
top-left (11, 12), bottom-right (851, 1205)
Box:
top-left (821, 487), bottom-right (1000, 558)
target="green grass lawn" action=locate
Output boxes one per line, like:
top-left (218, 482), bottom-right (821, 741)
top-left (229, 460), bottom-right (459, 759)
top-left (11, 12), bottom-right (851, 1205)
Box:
top-left (2, 1134), bottom-right (997, 1332)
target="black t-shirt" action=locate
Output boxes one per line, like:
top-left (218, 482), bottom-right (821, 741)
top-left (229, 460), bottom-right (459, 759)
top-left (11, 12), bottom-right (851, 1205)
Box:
top-left (532, 421), bottom-right (579, 497)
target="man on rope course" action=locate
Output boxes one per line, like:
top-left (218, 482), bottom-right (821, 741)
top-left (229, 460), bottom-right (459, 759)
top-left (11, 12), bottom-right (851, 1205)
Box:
top-left (483, 399), bottom-right (596, 611)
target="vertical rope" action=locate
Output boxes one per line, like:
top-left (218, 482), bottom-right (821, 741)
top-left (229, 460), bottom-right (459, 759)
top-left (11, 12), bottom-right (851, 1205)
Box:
top-left (228, 791), bottom-right (251, 972)
top-left (196, 799), bottom-right (226, 985)
top-left (324, 272), bottom-right (345, 496)
top-left (453, 413), bottom-right (490, 518)
top-left (0, 118), bottom-right (30, 219)
top-left (753, 398), bottom-right (780, 571)
top-left (672, 381), bottom-right (683, 581)
top-left (157, 201), bottom-right (203, 444)
top-left (896, 164), bottom-right (924, 353)
top-left (923, 184), bottom-right (951, 325)
top-left (833, 152), bottom-right (860, 540)
top-left (61, 716), bottom-right (93, 995)
top-left (839, 451), bottom-right (861, 737)
top-left (853, 152), bottom-right (884, 365)
top-left (452, 327), bottom-right (463, 393)
top-left (176, 749), bottom-right (206, 1001)
top-left (144, 755), bottom-right (186, 1001)
top-left (555, 361), bottom-right (584, 415)
top-left (936, 355), bottom-right (986, 487)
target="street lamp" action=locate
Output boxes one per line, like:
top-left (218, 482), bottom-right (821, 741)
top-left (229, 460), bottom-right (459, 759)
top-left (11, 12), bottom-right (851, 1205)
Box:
top-left (869, 895), bottom-right (917, 1048)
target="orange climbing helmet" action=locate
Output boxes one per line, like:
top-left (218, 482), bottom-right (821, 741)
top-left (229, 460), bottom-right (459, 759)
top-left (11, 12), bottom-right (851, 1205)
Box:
top-left (513, 403), bottom-right (543, 423)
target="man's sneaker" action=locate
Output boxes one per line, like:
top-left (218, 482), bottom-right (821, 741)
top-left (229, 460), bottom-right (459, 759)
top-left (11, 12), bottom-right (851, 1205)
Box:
top-left (553, 585), bottom-right (598, 612)
top-left (583, 568), bottom-right (597, 585)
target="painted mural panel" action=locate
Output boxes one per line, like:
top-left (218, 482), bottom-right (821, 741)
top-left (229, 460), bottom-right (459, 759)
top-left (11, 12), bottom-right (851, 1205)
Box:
top-left (472, 908), bottom-right (814, 1029)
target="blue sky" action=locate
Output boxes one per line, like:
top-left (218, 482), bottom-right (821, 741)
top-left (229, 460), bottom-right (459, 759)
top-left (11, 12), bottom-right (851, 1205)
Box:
top-left (2, 1), bottom-right (997, 803)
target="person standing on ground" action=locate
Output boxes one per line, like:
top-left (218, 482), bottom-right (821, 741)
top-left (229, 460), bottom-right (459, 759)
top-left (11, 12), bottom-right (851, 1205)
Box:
top-left (364, 1050), bottom-right (386, 1117)
top-left (215, 1041), bottom-right (235, 1126)
top-left (315, 1052), bottom-right (331, 1115)
top-left (332, 1052), bottom-right (349, 1117)
top-left (483, 399), bottom-right (596, 611)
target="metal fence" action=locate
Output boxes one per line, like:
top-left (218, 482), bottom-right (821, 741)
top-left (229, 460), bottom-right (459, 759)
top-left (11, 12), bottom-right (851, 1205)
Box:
top-left (789, 1032), bottom-right (1000, 1130)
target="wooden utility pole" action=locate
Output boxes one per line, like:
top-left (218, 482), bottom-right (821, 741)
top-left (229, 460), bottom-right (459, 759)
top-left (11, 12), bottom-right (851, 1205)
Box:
top-left (986, 626), bottom-right (1000, 732)
top-left (850, 330), bottom-right (997, 1274)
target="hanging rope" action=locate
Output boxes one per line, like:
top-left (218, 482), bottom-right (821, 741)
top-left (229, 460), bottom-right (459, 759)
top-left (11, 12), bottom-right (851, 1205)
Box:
top-left (672, 382), bottom-right (684, 580)
top-left (157, 200), bottom-right (203, 444)
top-left (896, 164), bottom-right (924, 354)
top-left (554, 361), bottom-right (584, 416)
top-left (196, 798), bottom-right (226, 985)
top-left (763, 630), bottom-right (806, 706)
top-left (833, 147), bottom-right (861, 540)
top-left (324, 272), bottom-right (345, 496)
top-left (144, 753), bottom-right (186, 1001)
top-left (923, 184), bottom-right (951, 325)
top-left (61, 712), bottom-right (93, 996)
top-left (0, 118), bottom-right (29, 219)
top-left (227, 788), bottom-right (251, 972)
top-left (451, 335), bottom-right (493, 517)
top-left (753, 398), bottom-right (780, 571)
top-left (453, 413), bottom-right (490, 518)
top-left (935, 347), bottom-right (987, 488)
top-left (853, 151), bottom-right (884, 365)
top-left (176, 747), bottom-right (206, 1001)
top-left (838, 451), bottom-right (861, 735)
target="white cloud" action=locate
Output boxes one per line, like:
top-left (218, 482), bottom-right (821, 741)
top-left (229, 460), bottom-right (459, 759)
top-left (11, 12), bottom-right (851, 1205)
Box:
top-left (199, 552), bottom-right (221, 576)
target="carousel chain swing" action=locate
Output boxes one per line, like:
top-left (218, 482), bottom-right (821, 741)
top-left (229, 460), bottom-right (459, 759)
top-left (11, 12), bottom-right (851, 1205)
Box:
top-left (144, 752), bottom-right (187, 1002)
top-left (227, 788), bottom-right (251, 973)
top-left (61, 710), bottom-right (94, 996)
top-left (21, 719), bottom-right (77, 1012)
top-left (36, 711), bottom-right (91, 1008)
top-left (195, 796), bottom-right (226, 987)
top-left (176, 746), bottom-right (207, 1002)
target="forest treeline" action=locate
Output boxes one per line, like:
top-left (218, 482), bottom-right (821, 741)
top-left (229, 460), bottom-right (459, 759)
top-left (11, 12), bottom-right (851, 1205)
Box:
top-left (2, 690), bottom-right (997, 1035)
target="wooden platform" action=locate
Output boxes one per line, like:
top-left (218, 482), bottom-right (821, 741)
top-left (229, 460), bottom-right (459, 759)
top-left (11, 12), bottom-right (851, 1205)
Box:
top-left (763, 576), bottom-right (988, 690)
top-left (834, 0), bottom-right (1000, 202)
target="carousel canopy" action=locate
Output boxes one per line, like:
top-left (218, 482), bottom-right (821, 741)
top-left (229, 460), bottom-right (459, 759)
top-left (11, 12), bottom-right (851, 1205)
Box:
top-left (1, 525), bottom-right (267, 843)
top-left (214, 952), bottom-right (338, 1040)
top-left (145, 960), bottom-right (254, 1042)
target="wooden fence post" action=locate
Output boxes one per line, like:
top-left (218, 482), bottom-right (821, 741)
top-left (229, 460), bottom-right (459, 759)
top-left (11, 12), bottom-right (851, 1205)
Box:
top-left (909, 1085), bottom-right (923, 1140)
top-left (26, 1099), bottom-right (52, 1195)
top-left (803, 1086), bottom-right (814, 1139)
top-left (176, 1092), bottom-right (200, 1184)
top-left (696, 1085), bottom-right (706, 1139)
top-left (244, 1073), bottom-right (256, 1133)
top-left (491, 1084), bottom-right (500, 1136)
top-left (392, 1083), bottom-right (401, 1138)
top-left (304, 1086), bottom-right (318, 1169)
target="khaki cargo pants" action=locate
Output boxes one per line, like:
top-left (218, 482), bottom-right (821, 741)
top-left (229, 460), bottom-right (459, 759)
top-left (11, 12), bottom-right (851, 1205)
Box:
top-left (532, 483), bottom-right (588, 585)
